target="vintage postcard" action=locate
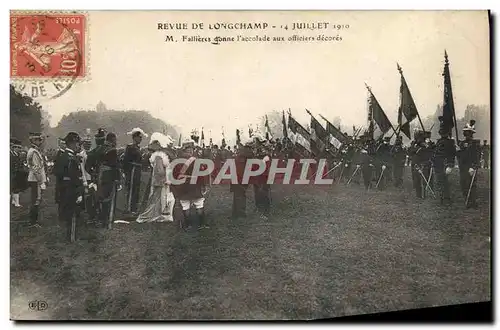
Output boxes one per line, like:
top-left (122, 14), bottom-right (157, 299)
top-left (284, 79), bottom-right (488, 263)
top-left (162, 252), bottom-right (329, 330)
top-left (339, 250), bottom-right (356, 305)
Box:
top-left (9, 10), bottom-right (491, 321)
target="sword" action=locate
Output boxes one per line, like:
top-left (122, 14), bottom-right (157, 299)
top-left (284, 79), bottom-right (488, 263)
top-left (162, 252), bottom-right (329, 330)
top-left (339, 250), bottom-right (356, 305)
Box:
top-left (70, 214), bottom-right (76, 243)
top-left (465, 169), bottom-right (477, 206)
top-left (346, 166), bottom-right (360, 185)
top-left (375, 166), bottom-right (386, 189)
top-left (126, 165), bottom-right (137, 213)
top-left (325, 162), bottom-right (342, 178)
top-left (108, 182), bottom-right (117, 229)
top-left (418, 169), bottom-right (436, 198)
top-left (338, 163), bottom-right (346, 182)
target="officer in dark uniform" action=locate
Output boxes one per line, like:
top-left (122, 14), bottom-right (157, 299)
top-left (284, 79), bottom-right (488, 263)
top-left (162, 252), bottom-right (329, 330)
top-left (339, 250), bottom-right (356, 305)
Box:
top-left (84, 128), bottom-right (106, 224)
top-left (360, 137), bottom-right (375, 190)
top-left (53, 132), bottom-right (85, 242)
top-left (481, 140), bottom-right (490, 169)
top-left (375, 136), bottom-right (392, 189)
top-left (432, 116), bottom-right (456, 205)
top-left (231, 140), bottom-right (252, 219)
top-left (86, 132), bottom-right (121, 228)
top-left (10, 138), bottom-right (28, 207)
top-left (123, 128), bottom-right (147, 215)
top-left (392, 135), bottom-right (406, 188)
top-left (457, 120), bottom-right (480, 209)
top-left (252, 136), bottom-right (272, 219)
top-left (409, 131), bottom-right (425, 198)
top-left (53, 138), bottom-right (67, 223)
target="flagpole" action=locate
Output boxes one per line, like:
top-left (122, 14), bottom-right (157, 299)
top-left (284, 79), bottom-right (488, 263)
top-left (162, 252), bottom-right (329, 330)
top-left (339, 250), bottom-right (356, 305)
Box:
top-left (445, 51), bottom-right (460, 143)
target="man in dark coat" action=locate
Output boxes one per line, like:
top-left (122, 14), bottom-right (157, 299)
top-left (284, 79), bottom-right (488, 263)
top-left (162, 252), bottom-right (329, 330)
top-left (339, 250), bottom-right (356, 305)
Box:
top-left (123, 128), bottom-right (147, 215)
top-left (53, 132), bottom-right (85, 242)
top-left (432, 116), bottom-right (456, 206)
top-left (457, 120), bottom-right (481, 209)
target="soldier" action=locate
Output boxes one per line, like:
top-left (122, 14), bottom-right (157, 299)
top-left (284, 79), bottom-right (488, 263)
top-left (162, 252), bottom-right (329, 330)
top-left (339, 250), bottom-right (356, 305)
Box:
top-left (457, 120), bottom-right (480, 209)
top-left (392, 135), bottom-right (406, 188)
top-left (172, 139), bottom-right (209, 231)
top-left (432, 116), bottom-right (456, 206)
top-left (85, 128), bottom-right (106, 224)
top-left (481, 140), bottom-right (490, 169)
top-left (26, 132), bottom-right (48, 228)
top-left (359, 137), bottom-right (374, 190)
top-left (53, 138), bottom-right (67, 223)
top-left (375, 136), bottom-right (392, 189)
top-left (10, 138), bottom-right (28, 207)
top-left (231, 139), bottom-right (252, 219)
top-left (94, 132), bottom-right (121, 228)
top-left (409, 131), bottom-right (425, 199)
top-left (252, 135), bottom-right (272, 219)
top-left (53, 132), bottom-right (85, 242)
top-left (123, 128), bottom-right (147, 215)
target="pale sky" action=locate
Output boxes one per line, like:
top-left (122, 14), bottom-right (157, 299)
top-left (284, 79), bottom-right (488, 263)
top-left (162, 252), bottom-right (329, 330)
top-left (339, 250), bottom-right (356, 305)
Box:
top-left (40, 10), bottom-right (490, 141)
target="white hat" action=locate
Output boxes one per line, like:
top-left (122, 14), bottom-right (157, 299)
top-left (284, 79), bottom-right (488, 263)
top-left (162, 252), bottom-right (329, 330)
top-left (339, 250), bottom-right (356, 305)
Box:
top-left (127, 127), bottom-right (148, 138)
top-left (463, 120), bottom-right (476, 133)
top-left (149, 132), bottom-right (170, 148)
top-left (182, 138), bottom-right (196, 148)
top-left (165, 135), bottom-right (174, 145)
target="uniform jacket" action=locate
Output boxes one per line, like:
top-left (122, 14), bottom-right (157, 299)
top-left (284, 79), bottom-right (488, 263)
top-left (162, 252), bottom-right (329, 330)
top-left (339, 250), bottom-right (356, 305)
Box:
top-left (27, 145), bottom-right (47, 183)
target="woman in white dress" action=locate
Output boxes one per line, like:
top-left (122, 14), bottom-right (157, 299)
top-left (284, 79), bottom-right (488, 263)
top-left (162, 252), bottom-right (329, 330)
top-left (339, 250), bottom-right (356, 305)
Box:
top-left (136, 133), bottom-right (175, 223)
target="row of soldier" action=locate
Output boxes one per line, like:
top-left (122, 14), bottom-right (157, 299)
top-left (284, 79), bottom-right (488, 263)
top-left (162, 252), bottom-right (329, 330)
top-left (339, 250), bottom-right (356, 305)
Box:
top-left (10, 117), bottom-right (486, 241)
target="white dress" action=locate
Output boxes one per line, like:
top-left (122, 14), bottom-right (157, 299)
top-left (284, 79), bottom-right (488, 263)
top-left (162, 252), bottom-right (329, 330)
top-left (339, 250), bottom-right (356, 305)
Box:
top-left (136, 150), bottom-right (175, 223)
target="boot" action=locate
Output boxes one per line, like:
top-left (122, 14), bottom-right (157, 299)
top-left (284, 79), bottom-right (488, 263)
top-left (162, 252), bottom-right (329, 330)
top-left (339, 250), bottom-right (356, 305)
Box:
top-left (181, 210), bottom-right (190, 230)
top-left (197, 208), bottom-right (209, 229)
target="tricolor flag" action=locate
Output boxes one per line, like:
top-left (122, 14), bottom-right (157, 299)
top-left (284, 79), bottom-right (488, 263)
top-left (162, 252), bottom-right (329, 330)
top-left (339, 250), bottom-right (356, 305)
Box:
top-left (306, 109), bottom-right (328, 155)
top-left (366, 83), bottom-right (395, 140)
top-left (397, 63), bottom-right (421, 139)
top-left (288, 112), bottom-right (311, 155)
top-left (321, 114), bottom-right (349, 150)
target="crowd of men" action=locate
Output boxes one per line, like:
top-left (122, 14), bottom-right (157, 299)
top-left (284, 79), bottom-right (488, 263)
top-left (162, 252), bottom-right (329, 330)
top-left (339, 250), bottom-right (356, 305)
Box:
top-left (10, 115), bottom-right (489, 242)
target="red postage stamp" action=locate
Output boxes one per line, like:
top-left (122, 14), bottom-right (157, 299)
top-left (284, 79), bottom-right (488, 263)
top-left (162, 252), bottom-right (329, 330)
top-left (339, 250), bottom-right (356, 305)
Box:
top-left (10, 12), bottom-right (87, 79)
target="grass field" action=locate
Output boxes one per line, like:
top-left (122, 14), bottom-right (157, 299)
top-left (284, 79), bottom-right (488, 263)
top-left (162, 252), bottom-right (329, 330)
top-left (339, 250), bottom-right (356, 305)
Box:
top-left (10, 168), bottom-right (491, 320)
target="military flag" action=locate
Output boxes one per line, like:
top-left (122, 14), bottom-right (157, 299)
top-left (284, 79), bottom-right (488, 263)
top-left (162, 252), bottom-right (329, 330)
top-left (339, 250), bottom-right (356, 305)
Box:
top-left (236, 129), bottom-right (241, 145)
top-left (320, 114), bottom-right (349, 150)
top-left (306, 109), bottom-right (328, 155)
top-left (442, 50), bottom-right (458, 140)
top-left (287, 111), bottom-right (311, 155)
top-left (265, 115), bottom-right (273, 140)
top-left (397, 63), bottom-right (423, 139)
top-left (366, 83), bottom-right (395, 140)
